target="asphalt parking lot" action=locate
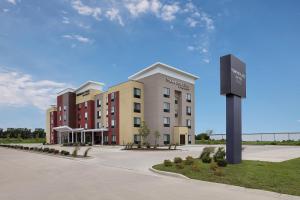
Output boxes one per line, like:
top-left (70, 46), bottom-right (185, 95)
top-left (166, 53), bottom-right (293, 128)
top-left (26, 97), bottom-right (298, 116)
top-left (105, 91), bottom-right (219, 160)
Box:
top-left (1, 145), bottom-right (300, 200)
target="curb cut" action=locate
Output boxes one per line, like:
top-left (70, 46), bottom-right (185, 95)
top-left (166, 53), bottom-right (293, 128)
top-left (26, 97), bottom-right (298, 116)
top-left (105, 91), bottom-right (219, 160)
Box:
top-left (149, 167), bottom-right (190, 180)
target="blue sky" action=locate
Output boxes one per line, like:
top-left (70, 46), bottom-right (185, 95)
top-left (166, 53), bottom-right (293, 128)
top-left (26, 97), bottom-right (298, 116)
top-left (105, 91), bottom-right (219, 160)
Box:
top-left (0, 0), bottom-right (300, 134)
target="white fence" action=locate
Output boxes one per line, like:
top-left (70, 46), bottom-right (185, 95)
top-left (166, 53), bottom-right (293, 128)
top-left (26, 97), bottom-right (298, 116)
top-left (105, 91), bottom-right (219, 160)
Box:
top-left (210, 132), bottom-right (300, 141)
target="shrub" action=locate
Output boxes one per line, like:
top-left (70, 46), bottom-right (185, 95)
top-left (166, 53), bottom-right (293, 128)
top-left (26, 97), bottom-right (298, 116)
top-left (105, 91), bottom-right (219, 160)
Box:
top-left (72, 146), bottom-right (80, 157)
top-left (200, 147), bottom-right (215, 163)
top-left (54, 150), bottom-right (60, 154)
top-left (164, 159), bottom-right (173, 167)
top-left (175, 163), bottom-right (184, 169)
top-left (24, 147), bottom-right (29, 150)
top-left (214, 168), bottom-right (224, 176)
top-left (60, 150), bottom-right (70, 156)
top-left (43, 148), bottom-right (49, 152)
top-left (137, 143), bottom-right (141, 148)
top-left (84, 147), bottom-right (92, 157)
top-left (213, 147), bottom-right (226, 162)
top-left (174, 157), bottom-right (183, 164)
top-left (210, 162), bottom-right (218, 171)
top-left (33, 147), bottom-right (38, 151)
top-left (184, 156), bottom-right (194, 165)
top-left (146, 143), bottom-right (151, 149)
top-left (38, 147), bottom-right (43, 152)
top-left (217, 159), bottom-right (228, 167)
top-left (191, 163), bottom-right (201, 172)
top-left (48, 148), bottom-right (55, 153)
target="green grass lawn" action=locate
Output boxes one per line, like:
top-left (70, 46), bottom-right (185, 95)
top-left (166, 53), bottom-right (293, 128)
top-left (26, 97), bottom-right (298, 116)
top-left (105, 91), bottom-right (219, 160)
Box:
top-left (153, 158), bottom-right (300, 196)
top-left (195, 140), bottom-right (300, 146)
top-left (0, 138), bottom-right (45, 144)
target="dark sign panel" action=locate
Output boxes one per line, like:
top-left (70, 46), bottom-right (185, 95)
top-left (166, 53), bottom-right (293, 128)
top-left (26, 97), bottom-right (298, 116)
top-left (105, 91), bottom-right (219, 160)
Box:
top-left (220, 54), bottom-right (246, 98)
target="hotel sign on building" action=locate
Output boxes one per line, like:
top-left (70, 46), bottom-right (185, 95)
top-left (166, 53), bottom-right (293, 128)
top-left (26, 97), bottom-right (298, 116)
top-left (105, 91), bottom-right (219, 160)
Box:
top-left (166, 77), bottom-right (190, 91)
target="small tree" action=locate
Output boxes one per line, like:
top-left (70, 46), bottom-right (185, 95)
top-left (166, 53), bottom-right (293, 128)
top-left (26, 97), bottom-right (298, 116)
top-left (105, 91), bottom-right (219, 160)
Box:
top-left (138, 121), bottom-right (150, 145)
top-left (154, 130), bottom-right (160, 147)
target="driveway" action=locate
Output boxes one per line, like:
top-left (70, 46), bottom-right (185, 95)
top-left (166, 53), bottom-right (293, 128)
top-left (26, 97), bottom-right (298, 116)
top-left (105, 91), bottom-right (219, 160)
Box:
top-left (0, 145), bottom-right (299, 200)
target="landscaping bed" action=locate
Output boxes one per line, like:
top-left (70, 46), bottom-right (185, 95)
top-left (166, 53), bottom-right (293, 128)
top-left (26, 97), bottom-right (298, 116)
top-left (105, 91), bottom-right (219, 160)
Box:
top-left (0, 144), bottom-right (92, 159)
top-left (153, 156), bottom-right (300, 196)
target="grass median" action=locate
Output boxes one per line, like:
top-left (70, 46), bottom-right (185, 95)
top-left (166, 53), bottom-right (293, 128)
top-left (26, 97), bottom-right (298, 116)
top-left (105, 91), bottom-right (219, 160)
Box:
top-left (0, 138), bottom-right (45, 144)
top-left (153, 158), bottom-right (300, 196)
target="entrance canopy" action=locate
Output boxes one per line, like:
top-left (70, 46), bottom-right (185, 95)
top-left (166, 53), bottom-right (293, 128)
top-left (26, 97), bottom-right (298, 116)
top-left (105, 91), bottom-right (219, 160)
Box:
top-left (53, 126), bottom-right (84, 133)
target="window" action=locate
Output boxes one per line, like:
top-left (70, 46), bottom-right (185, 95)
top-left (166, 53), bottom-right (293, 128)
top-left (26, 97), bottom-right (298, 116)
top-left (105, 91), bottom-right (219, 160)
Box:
top-left (163, 102), bottom-right (170, 112)
top-left (59, 115), bottom-right (62, 121)
top-left (175, 96), bottom-right (178, 104)
top-left (85, 112), bottom-right (88, 120)
top-left (97, 99), bottom-right (101, 107)
top-left (134, 134), bottom-right (141, 144)
top-left (59, 106), bottom-right (61, 112)
top-left (85, 122), bottom-right (88, 129)
top-left (106, 96), bottom-right (108, 105)
top-left (97, 122), bottom-right (101, 129)
top-left (111, 119), bottom-right (115, 128)
top-left (112, 135), bottom-right (116, 142)
top-left (186, 93), bottom-right (192, 102)
top-left (111, 106), bottom-right (115, 114)
top-left (106, 109), bottom-right (108, 116)
top-left (111, 92), bottom-right (115, 101)
top-left (163, 87), bottom-right (170, 98)
top-left (63, 113), bottom-right (66, 121)
top-left (84, 101), bottom-right (88, 108)
top-left (106, 121), bottom-right (108, 128)
top-left (186, 119), bottom-right (191, 128)
top-left (97, 111), bottom-right (101, 119)
top-left (188, 135), bottom-right (191, 144)
top-left (63, 106), bottom-right (67, 111)
top-left (175, 110), bottom-right (178, 118)
top-left (134, 88), bottom-right (141, 98)
top-left (134, 117), bottom-right (141, 127)
top-left (134, 103), bottom-right (141, 113)
top-left (104, 135), bottom-right (108, 142)
top-left (163, 134), bottom-right (170, 145)
top-left (186, 106), bottom-right (191, 115)
top-left (163, 117), bottom-right (170, 127)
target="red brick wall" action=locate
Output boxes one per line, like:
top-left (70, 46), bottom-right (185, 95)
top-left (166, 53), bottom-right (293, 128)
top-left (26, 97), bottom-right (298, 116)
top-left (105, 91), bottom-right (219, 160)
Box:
top-left (57, 95), bottom-right (63, 127)
top-left (50, 111), bottom-right (57, 144)
top-left (108, 91), bottom-right (119, 144)
top-left (76, 100), bottom-right (95, 129)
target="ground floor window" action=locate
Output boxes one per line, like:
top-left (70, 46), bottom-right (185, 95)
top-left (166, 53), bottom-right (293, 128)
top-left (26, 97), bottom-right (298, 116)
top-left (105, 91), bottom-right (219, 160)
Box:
top-left (134, 134), bottom-right (141, 144)
top-left (104, 135), bottom-right (108, 144)
top-left (163, 134), bottom-right (170, 145)
top-left (188, 135), bottom-right (191, 144)
top-left (112, 135), bottom-right (116, 144)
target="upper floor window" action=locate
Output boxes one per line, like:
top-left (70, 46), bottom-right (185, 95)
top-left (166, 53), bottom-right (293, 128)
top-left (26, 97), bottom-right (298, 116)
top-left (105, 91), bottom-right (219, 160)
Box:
top-left (163, 102), bottom-right (170, 113)
top-left (84, 101), bottom-right (88, 108)
top-left (97, 111), bottom-right (101, 119)
top-left (111, 106), bottom-right (115, 114)
top-left (97, 122), bottom-right (101, 129)
top-left (186, 106), bottom-right (191, 115)
top-left (175, 110), bottom-right (178, 118)
top-left (59, 115), bottom-right (62, 121)
top-left (175, 96), bottom-right (178, 104)
top-left (163, 117), bottom-right (170, 127)
top-left (186, 93), bottom-right (192, 102)
top-left (133, 88), bottom-right (141, 98)
top-left (97, 99), bottom-right (101, 107)
top-left (106, 96), bottom-right (108, 105)
top-left (111, 92), bottom-right (115, 101)
top-left (106, 121), bottom-right (108, 128)
top-left (59, 106), bottom-right (61, 112)
top-left (85, 122), bottom-right (88, 129)
top-left (134, 117), bottom-right (141, 127)
top-left (106, 109), bottom-right (108, 116)
top-left (63, 106), bottom-right (67, 111)
top-left (134, 103), bottom-right (141, 113)
top-left (186, 119), bottom-right (191, 129)
top-left (63, 113), bottom-right (67, 121)
top-left (111, 119), bottom-right (115, 128)
top-left (163, 87), bottom-right (170, 98)
top-left (85, 112), bottom-right (88, 120)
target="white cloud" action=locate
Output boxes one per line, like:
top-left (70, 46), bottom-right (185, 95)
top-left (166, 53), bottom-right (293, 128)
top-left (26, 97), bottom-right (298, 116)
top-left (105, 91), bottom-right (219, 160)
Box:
top-left (125, 0), bottom-right (151, 16)
top-left (203, 58), bottom-right (210, 63)
top-left (3, 9), bottom-right (10, 13)
top-left (62, 34), bottom-right (92, 44)
top-left (186, 17), bottom-right (198, 27)
top-left (6, 0), bottom-right (16, 5)
top-left (160, 3), bottom-right (179, 21)
top-left (62, 16), bottom-right (70, 24)
top-left (201, 13), bottom-right (215, 30)
top-left (71, 0), bottom-right (101, 20)
top-left (187, 46), bottom-right (195, 51)
top-left (0, 67), bottom-right (69, 110)
top-left (297, 120), bottom-right (300, 123)
top-left (105, 8), bottom-right (124, 26)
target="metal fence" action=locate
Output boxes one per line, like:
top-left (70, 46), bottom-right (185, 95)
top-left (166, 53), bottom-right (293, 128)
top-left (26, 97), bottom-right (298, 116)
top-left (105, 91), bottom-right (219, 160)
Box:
top-left (210, 132), bottom-right (300, 141)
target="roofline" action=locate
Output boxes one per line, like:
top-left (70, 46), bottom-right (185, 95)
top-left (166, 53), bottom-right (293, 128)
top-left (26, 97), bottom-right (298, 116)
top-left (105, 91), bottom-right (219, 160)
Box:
top-left (128, 62), bottom-right (199, 80)
top-left (74, 81), bottom-right (105, 93)
top-left (57, 88), bottom-right (75, 96)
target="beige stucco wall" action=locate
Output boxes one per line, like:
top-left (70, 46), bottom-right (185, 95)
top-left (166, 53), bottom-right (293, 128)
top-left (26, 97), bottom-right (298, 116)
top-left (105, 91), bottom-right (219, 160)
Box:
top-left (76, 89), bottom-right (102, 104)
top-left (45, 107), bottom-right (56, 144)
top-left (109, 81), bottom-right (144, 144)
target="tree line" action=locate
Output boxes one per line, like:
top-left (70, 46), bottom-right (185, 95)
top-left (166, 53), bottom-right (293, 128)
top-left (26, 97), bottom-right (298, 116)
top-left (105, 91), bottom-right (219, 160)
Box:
top-left (0, 128), bottom-right (46, 139)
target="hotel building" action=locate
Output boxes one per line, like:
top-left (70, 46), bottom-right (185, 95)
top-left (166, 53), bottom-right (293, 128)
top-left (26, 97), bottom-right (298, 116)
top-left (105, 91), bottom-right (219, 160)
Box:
top-left (46, 62), bottom-right (198, 145)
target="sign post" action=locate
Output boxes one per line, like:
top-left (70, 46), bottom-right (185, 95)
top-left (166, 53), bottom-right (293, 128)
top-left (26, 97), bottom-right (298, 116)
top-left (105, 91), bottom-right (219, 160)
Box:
top-left (220, 54), bottom-right (246, 164)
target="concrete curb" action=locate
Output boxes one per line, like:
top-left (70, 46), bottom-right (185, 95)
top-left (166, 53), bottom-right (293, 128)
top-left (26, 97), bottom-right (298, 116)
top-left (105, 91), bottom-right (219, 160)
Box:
top-left (149, 167), bottom-right (190, 180)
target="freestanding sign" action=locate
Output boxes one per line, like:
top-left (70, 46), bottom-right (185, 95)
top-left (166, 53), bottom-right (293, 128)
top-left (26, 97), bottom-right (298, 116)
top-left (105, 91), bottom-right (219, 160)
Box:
top-left (220, 54), bottom-right (246, 164)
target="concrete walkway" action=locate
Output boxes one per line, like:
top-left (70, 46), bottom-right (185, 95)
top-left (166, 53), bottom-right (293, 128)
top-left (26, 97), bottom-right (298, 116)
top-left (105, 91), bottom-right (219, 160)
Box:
top-left (0, 145), bottom-right (300, 200)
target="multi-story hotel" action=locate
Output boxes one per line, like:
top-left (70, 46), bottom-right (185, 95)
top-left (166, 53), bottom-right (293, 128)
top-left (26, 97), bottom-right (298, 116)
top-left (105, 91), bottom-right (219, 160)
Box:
top-left (46, 62), bottom-right (198, 145)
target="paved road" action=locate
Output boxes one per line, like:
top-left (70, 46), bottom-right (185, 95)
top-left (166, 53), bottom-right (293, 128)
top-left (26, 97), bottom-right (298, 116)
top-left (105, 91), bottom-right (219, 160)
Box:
top-left (0, 145), bottom-right (300, 200)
